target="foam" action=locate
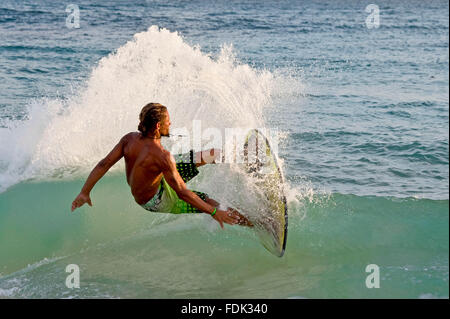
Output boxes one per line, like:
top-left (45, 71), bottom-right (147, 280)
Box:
top-left (0, 26), bottom-right (289, 192)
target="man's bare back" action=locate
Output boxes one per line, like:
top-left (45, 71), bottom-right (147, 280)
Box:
top-left (122, 132), bottom-right (169, 205)
top-left (71, 103), bottom-right (253, 228)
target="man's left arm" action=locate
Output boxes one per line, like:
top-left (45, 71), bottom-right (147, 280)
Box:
top-left (71, 134), bottom-right (127, 212)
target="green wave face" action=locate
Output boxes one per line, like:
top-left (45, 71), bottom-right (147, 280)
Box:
top-left (0, 176), bottom-right (448, 298)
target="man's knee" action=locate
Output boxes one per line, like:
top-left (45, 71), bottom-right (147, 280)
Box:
top-left (195, 148), bottom-right (221, 165)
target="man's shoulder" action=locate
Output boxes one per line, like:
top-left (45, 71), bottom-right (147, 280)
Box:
top-left (160, 149), bottom-right (176, 168)
top-left (122, 132), bottom-right (139, 141)
top-left (161, 149), bottom-right (175, 161)
top-left (119, 132), bottom-right (142, 147)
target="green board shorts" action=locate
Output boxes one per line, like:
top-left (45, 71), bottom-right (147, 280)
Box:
top-left (140, 150), bottom-right (209, 214)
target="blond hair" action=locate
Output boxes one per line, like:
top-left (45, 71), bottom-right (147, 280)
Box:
top-left (138, 103), bottom-right (167, 136)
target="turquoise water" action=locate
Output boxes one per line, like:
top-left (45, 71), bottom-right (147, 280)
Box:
top-left (0, 0), bottom-right (448, 298)
top-left (0, 175), bottom-right (448, 298)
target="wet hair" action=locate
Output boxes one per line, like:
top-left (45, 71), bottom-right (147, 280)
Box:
top-left (138, 103), bottom-right (167, 137)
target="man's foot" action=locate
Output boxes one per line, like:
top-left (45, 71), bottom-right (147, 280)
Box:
top-left (227, 207), bottom-right (254, 227)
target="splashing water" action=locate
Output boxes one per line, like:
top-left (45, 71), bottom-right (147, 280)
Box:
top-left (0, 26), bottom-right (287, 193)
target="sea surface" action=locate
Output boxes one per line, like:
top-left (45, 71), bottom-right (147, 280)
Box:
top-left (0, 0), bottom-right (448, 298)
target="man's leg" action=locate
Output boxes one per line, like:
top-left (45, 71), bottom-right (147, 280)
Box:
top-left (175, 149), bottom-right (253, 227)
top-left (194, 148), bottom-right (222, 167)
top-left (174, 149), bottom-right (219, 181)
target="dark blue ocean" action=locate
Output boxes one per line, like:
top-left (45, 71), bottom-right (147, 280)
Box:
top-left (0, 0), bottom-right (448, 298)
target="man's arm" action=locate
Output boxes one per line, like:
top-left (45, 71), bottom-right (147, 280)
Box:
top-left (161, 152), bottom-right (239, 228)
top-left (71, 134), bottom-right (127, 212)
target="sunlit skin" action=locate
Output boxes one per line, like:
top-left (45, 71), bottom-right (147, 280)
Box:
top-left (71, 110), bottom-right (253, 228)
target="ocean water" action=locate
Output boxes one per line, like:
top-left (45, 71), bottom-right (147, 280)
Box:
top-left (0, 0), bottom-right (448, 298)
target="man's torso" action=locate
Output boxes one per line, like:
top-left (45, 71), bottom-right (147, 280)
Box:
top-left (122, 132), bottom-right (167, 205)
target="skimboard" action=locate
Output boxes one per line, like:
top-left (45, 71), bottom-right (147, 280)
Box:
top-left (243, 129), bottom-right (288, 257)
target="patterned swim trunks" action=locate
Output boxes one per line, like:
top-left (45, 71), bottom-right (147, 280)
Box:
top-left (140, 150), bottom-right (208, 214)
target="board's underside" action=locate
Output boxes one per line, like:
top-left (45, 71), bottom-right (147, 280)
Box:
top-left (244, 129), bottom-right (288, 257)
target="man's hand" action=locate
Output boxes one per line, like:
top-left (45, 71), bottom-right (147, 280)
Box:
top-left (71, 192), bottom-right (92, 212)
top-left (227, 207), bottom-right (254, 227)
top-left (212, 208), bottom-right (240, 229)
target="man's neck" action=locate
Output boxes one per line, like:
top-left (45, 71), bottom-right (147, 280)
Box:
top-left (142, 133), bottom-right (162, 144)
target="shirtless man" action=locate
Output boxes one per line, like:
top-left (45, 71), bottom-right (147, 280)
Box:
top-left (71, 102), bottom-right (252, 228)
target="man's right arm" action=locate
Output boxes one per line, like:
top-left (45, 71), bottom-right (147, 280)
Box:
top-left (160, 152), bottom-right (238, 228)
top-left (71, 134), bottom-right (128, 212)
